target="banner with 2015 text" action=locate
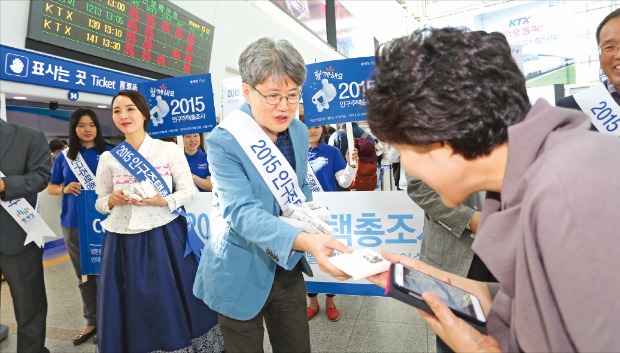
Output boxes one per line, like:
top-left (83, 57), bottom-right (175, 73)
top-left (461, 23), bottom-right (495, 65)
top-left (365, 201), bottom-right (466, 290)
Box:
top-left (77, 190), bottom-right (424, 297)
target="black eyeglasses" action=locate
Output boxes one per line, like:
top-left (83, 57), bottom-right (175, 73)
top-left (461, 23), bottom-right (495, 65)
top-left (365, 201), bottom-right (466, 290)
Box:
top-left (599, 44), bottom-right (620, 56)
top-left (250, 85), bottom-right (301, 105)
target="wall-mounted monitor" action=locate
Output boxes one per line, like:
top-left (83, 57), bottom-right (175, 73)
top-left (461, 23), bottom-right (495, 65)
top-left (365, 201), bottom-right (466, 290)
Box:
top-left (26, 0), bottom-right (215, 78)
top-left (271, 0), bottom-right (328, 43)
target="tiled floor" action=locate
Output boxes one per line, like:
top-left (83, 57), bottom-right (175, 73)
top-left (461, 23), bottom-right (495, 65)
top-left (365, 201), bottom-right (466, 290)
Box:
top-left (1, 245), bottom-right (435, 353)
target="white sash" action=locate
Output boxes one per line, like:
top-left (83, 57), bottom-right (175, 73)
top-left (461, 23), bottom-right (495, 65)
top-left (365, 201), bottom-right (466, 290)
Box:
top-left (0, 171), bottom-right (56, 247)
top-left (573, 84), bottom-right (620, 137)
top-left (62, 149), bottom-right (97, 190)
top-left (306, 161), bottom-right (324, 192)
top-left (218, 110), bottom-right (306, 209)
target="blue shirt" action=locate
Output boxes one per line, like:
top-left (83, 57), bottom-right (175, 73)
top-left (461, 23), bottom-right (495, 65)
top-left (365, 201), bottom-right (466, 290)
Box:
top-left (185, 149), bottom-right (210, 192)
top-left (308, 141), bottom-right (347, 192)
top-left (50, 145), bottom-right (112, 228)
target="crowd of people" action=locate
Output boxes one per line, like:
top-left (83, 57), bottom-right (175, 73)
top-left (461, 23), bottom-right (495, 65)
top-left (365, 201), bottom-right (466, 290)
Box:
top-left (1, 8), bottom-right (619, 353)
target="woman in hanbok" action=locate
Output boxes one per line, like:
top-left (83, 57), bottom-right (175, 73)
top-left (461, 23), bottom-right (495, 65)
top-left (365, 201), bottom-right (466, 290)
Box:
top-left (95, 90), bottom-right (223, 353)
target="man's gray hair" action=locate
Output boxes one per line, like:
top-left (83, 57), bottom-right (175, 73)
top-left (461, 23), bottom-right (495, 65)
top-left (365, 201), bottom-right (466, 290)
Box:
top-left (238, 38), bottom-right (307, 87)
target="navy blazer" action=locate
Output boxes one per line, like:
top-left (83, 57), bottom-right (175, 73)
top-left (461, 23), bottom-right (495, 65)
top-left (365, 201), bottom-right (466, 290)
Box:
top-left (0, 120), bottom-right (51, 256)
top-left (193, 109), bottom-right (312, 320)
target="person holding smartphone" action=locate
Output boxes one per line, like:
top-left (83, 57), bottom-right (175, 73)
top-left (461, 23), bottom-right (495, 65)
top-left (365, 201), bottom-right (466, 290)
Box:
top-left (364, 27), bottom-right (620, 352)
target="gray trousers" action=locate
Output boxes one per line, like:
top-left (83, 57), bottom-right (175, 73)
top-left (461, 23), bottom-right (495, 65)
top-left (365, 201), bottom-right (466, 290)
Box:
top-left (218, 265), bottom-right (311, 353)
top-left (62, 227), bottom-right (97, 326)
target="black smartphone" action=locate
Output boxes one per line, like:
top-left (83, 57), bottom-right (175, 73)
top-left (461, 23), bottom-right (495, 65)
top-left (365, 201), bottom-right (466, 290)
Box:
top-left (388, 263), bottom-right (486, 327)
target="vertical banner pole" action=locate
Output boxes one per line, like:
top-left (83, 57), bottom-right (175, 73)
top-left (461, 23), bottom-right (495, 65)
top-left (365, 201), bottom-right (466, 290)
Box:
top-left (345, 122), bottom-right (356, 167)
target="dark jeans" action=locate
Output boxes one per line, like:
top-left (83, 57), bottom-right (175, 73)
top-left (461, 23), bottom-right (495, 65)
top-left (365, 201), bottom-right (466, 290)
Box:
top-left (218, 265), bottom-right (310, 353)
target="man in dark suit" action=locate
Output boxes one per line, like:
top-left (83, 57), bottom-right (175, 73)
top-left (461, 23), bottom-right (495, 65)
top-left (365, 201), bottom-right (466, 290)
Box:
top-left (0, 119), bottom-right (52, 353)
top-left (557, 9), bottom-right (620, 127)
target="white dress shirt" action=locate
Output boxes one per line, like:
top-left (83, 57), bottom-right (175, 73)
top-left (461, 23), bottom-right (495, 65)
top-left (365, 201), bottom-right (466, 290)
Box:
top-left (95, 135), bottom-right (196, 234)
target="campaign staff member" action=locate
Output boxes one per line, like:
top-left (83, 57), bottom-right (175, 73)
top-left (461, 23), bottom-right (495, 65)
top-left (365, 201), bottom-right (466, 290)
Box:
top-left (46, 108), bottom-right (112, 345)
top-left (365, 28), bottom-right (620, 352)
top-left (193, 38), bottom-right (351, 353)
top-left (557, 9), bottom-right (620, 136)
top-left (95, 90), bottom-right (223, 353)
top-left (306, 125), bottom-right (357, 321)
top-left (183, 133), bottom-right (212, 192)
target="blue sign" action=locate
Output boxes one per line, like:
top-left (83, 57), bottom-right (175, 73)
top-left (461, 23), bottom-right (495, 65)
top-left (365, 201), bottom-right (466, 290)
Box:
top-left (67, 90), bottom-right (79, 101)
top-left (77, 190), bottom-right (107, 276)
top-left (1, 44), bottom-right (149, 96)
top-left (138, 74), bottom-right (217, 138)
top-left (302, 56), bottom-right (375, 127)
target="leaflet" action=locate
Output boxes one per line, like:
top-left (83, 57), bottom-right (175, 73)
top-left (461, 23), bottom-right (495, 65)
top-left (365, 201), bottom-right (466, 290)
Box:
top-left (328, 249), bottom-right (390, 280)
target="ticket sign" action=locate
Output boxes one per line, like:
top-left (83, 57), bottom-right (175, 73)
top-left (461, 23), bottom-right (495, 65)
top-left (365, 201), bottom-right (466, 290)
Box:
top-left (302, 56), bottom-right (375, 127)
top-left (26, 0), bottom-right (215, 77)
top-left (138, 73), bottom-right (216, 138)
top-left (1, 44), bottom-right (146, 96)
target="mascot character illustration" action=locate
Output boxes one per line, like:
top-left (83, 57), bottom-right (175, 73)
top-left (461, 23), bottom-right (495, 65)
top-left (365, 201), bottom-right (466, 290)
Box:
top-left (312, 79), bottom-right (337, 112)
top-left (150, 95), bottom-right (170, 127)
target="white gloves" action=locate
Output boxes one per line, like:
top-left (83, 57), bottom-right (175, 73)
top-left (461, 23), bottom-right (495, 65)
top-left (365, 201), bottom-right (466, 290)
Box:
top-left (122, 180), bottom-right (158, 201)
top-left (280, 201), bottom-right (334, 235)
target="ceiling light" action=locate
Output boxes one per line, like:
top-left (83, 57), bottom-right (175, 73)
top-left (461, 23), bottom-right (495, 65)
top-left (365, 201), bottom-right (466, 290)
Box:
top-left (13, 96), bottom-right (27, 100)
top-left (97, 105), bottom-right (107, 108)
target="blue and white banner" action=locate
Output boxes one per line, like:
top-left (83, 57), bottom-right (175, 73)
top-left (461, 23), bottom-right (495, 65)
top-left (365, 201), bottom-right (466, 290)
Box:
top-left (75, 190), bottom-right (423, 295)
top-left (302, 57), bottom-right (375, 127)
top-left (1, 44), bottom-right (147, 96)
top-left (305, 191), bottom-right (423, 296)
top-left (77, 190), bottom-right (106, 275)
top-left (138, 74), bottom-right (217, 138)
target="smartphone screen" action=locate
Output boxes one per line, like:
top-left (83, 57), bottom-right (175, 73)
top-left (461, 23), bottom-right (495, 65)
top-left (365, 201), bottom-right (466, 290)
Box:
top-left (395, 265), bottom-right (485, 323)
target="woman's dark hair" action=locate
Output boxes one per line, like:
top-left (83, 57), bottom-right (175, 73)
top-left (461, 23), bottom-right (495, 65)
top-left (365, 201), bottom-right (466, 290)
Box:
top-left (365, 27), bottom-right (530, 159)
top-left (324, 126), bottom-right (336, 143)
top-left (596, 8), bottom-right (620, 44)
top-left (49, 139), bottom-right (66, 153)
top-left (67, 108), bottom-right (108, 160)
top-left (111, 90), bottom-right (151, 131)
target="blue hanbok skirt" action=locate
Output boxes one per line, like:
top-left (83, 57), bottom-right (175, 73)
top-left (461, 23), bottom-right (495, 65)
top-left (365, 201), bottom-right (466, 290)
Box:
top-left (97, 216), bottom-right (224, 353)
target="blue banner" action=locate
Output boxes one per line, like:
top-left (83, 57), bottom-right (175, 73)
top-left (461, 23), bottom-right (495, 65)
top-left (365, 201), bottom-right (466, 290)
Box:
top-left (1, 44), bottom-right (148, 96)
top-left (77, 190), bottom-right (107, 276)
top-left (137, 74), bottom-right (217, 138)
top-left (302, 56), bottom-right (375, 127)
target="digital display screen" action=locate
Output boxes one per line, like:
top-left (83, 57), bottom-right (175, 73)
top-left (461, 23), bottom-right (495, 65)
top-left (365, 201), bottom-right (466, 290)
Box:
top-left (26, 0), bottom-right (215, 78)
top-left (272, 0), bottom-right (327, 42)
top-left (335, 1), bottom-right (375, 58)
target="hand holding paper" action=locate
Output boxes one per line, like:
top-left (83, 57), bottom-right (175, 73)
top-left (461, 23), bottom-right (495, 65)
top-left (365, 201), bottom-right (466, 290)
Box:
top-left (328, 249), bottom-right (391, 280)
top-left (280, 201), bottom-right (334, 235)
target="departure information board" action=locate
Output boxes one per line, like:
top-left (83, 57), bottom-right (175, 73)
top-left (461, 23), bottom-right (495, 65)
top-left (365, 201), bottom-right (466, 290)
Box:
top-left (26, 0), bottom-right (215, 77)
